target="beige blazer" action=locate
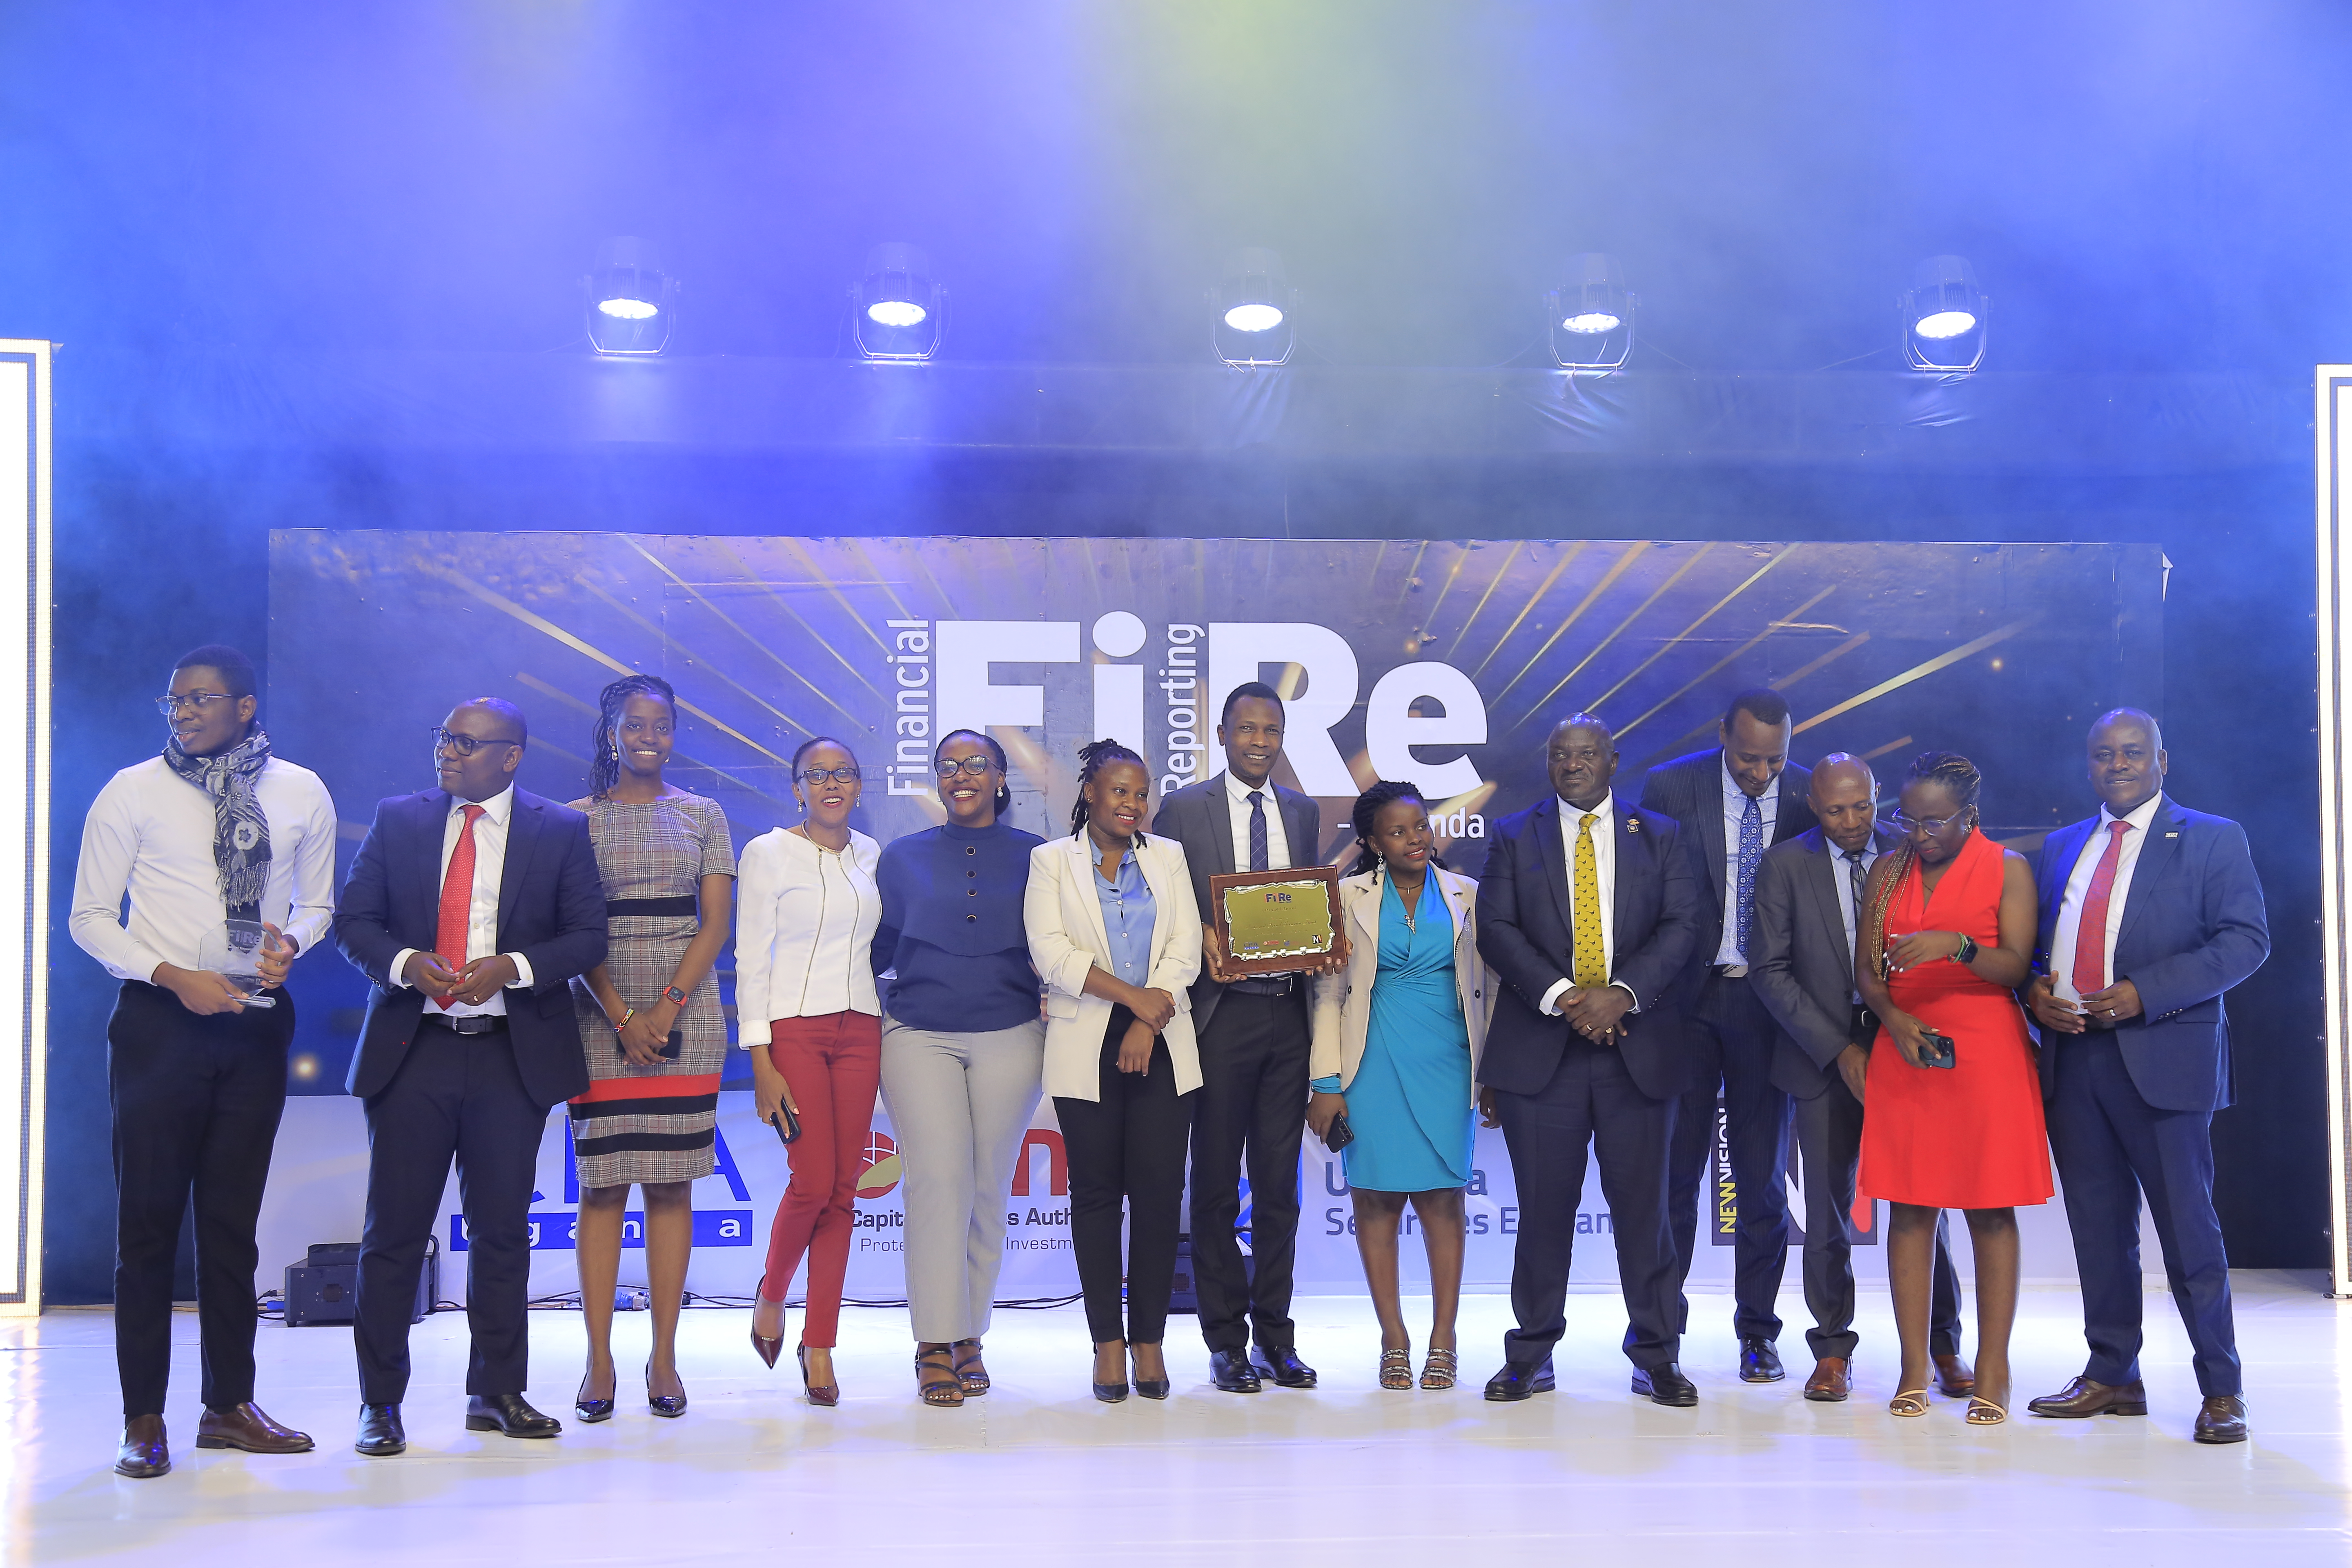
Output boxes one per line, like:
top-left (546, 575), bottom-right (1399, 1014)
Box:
top-left (1309, 866), bottom-right (1490, 1100)
top-left (1025, 832), bottom-right (1204, 1102)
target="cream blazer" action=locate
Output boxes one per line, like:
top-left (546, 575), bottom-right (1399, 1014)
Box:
top-left (1025, 832), bottom-right (1204, 1103)
top-left (1309, 866), bottom-right (1490, 1100)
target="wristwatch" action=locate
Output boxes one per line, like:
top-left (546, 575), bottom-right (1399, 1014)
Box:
top-left (1951, 933), bottom-right (1980, 966)
top-left (662, 984), bottom-right (690, 1007)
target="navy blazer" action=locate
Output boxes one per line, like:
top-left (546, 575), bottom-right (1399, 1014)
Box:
top-left (1153, 774), bottom-right (1323, 1032)
top-left (334, 786), bottom-right (609, 1108)
top-left (1474, 793), bottom-right (1702, 1101)
top-left (1638, 747), bottom-right (1817, 992)
top-left (1748, 824), bottom-right (1898, 1100)
top-left (2030, 796), bottom-right (2269, 1114)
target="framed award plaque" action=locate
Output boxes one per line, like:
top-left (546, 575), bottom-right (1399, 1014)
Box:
top-left (1209, 866), bottom-right (1343, 975)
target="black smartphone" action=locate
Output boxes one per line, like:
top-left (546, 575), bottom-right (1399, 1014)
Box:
top-left (1323, 1112), bottom-right (1355, 1152)
top-left (1918, 1029), bottom-right (1958, 1070)
top-left (768, 1104), bottom-right (801, 1145)
top-left (615, 1030), bottom-right (686, 1060)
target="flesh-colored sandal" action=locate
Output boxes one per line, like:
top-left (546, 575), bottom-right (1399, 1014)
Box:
top-left (915, 1345), bottom-right (965, 1407)
top-left (1965, 1397), bottom-right (2008, 1426)
top-left (1420, 1349), bottom-right (1459, 1390)
top-left (1379, 1349), bottom-right (1414, 1390)
top-left (1888, 1388), bottom-right (1930, 1418)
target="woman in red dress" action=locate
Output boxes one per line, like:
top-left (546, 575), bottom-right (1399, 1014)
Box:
top-left (1856, 752), bottom-right (2050, 1426)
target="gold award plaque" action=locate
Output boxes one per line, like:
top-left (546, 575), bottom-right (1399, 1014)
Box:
top-left (1210, 866), bottom-right (1343, 975)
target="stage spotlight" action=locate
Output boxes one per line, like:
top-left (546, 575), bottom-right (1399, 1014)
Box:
top-left (585, 237), bottom-right (675, 356)
top-left (1900, 254), bottom-right (1988, 372)
top-left (1548, 253), bottom-right (1635, 371)
top-left (853, 243), bottom-right (944, 361)
top-left (1212, 247), bottom-right (1296, 368)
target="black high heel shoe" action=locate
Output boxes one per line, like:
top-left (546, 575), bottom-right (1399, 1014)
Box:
top-left (1131, 1342), bottom-right (1170, 1401)
top-left (646, 1361), bottom-right (687, 1419)
top-left (749, 1276), bottom-right (784, 1369)
top-left (797, 1344), bottom-right (839, 1408)
top-left (1092, 1342), bottom-right (1130, 1403)
top-left (574, 1370), bottom-right (615, 1424)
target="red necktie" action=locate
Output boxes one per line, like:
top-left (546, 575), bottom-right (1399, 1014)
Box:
top-left (433, 804), bottom-right (487, 1010)
top-left (2070, 819), bottom-right (2132, 999)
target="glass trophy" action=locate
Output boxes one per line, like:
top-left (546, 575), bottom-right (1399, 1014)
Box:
top-left (198, 918), bottom-right (280, 1007)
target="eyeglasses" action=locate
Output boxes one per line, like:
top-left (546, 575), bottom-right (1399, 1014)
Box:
top-left (796, 766), bottom-right (862, 786)
top-left (155, 693), bottom-right (240, 717)
top-left (1891, 809), bottom-right (1964, 833)
top-left (432, 726), bottom-right (519, 758)
top-left (934, 755), bottom-right (999, 779)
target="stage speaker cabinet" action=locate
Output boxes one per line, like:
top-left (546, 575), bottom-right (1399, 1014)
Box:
top-left (284, 1238), bottom-right (435, 1327)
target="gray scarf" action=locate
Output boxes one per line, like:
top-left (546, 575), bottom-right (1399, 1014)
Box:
top-left (162, 726), bottom-right (274, 919)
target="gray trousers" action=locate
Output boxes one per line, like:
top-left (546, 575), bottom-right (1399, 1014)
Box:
top-left (878, 1015), bottom-right (1046, 1343)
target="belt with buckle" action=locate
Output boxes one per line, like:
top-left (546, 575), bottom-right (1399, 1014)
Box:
top-left (1713, 963), bottom-right (1750, 980)
top-left (423, 1013), bottom-right (507, 1036)
top-left (1227, 974), bottom-right (1298, 997)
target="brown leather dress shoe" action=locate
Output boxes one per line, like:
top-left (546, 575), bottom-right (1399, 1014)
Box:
top-left (2026, 1374), bottom-right (2148, 1418)
top-left (2193, 1394), bottom-right (2247, 1444)
top-left (1803, 1357), bottom-right (1852, 1402)
top-left (1933, 1354), bottom-right (1976, 1398)
top-left (115, 1415), bottom-right (169, 1479)
top-left (196, 1401), bottom-right (315, 1454)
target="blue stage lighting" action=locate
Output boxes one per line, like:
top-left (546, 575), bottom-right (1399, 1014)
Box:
top-left (1213, 248), bottom-right (1296, 367)
top-left (585, 237), bottom-right (674, 356)
top-left (1901, 255), bottom-right (1988, 371)
top-left (1547, 253), bottom-right (1635, 371)
top-left (853, 244), bottom-right (944, 361)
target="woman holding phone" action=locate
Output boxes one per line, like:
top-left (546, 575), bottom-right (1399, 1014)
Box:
top-left (734, 736), bottom-right (882, 1408)
top-left (567, 675), bottom-right (736, 1423)
top-left (1855, 750), bottom-right (2048, 1428)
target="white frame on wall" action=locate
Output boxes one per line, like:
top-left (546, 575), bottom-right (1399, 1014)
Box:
top-left (0, 341), bottom-right (51, 1316)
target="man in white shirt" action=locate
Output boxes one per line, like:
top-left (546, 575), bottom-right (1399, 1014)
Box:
top-left (332, 698), bottom-right (607, 1457)
top-left (69, 645), bottom-right (336, 1478)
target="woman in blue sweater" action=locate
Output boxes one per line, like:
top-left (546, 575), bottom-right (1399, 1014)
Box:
top-left (871, 730), bottom-right (1045, 1406)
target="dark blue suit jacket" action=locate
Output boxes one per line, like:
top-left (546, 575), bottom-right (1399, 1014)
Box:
top-left (2031, 796), bottom-right (2269, 1114)
top-left (1637, 747), bottom-right (1816, 1001)
top-left (1474, 793), bottom-right (1702, 1101)
top-left (334, 786), bottom-right (608, 1108)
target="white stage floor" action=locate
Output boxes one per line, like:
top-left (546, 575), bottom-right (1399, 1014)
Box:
top-left (4, 1276), bottom-right (2347, 1565)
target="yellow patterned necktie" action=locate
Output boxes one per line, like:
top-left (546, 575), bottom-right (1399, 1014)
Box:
top-left (1572, 810), bottom-right (1607, 988)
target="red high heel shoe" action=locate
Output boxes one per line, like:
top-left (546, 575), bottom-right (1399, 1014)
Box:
top-left (797, 1344), bottom-right (839, 1407)
top-left (749, 1276), bottom-right (784, 1370)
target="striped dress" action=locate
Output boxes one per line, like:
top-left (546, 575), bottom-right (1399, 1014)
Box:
top-left (567, 792), bottom-right (736, 1187)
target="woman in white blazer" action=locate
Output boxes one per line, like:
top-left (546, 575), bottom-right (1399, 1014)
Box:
top-left (1307, 781), bottom-right (1491, 1391)
top-left (1025, 740), bottom-right (1203, 1403)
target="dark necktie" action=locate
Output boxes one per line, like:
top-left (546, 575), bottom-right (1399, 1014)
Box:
top-left (1735, 792), bottom-right (1762, 958)
top-left (1247, 790), bottom-right (1270, 872)
top-left (1844, 849), bottom-right (1867, 925)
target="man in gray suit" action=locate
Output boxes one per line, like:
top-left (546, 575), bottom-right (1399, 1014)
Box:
top-left (1155, 681), bottom-right (1336, 1393)
top-left (1748, 753), bottom-right (1971, 1401)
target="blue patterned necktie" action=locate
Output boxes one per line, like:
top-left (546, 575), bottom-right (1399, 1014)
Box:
top-left (1736, 791), bottom-right (1762, 958)
top-left (1247, 790), bottom-right (1270, 872)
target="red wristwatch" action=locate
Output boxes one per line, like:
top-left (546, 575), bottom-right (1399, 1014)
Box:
top-left (662, 984), bottom-right (689, 1007)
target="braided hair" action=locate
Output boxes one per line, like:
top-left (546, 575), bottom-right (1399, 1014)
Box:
top-left (1861, 749), bottom-right (1984, 967)
top-left (588, 673), bottom-right (678, 800)
top-left (1069, 739), bottom-right (1149, 838)
top-left (1347, 780), bottom-right (1449, 878)
top-left (936, 729), bottom-right (1013, 819)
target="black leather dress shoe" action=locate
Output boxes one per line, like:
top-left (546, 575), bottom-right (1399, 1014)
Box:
top-left (1252, 1345), bottom-right (1317, 1388)
top-left (354, 1403), bottom-right (406, 1457)
top-left (1209, 1348), bottom-right (1263, 1392)
top-left (1482, 1359), bottom-right (1556, 1401)
top-left (1739, 1339), bottom-right (1785, 1383)
top-left (1632, 1363), bottom-right (1699, 1407)
top-left (2194, 1394), bottom-right (2248, 1444)
top-left (465, 1392), bottom-right (561, 1439)
top-left (2027, 1374), bottom-right (2147, 1418)
top-left (115, 1415), bottom-right (170, 1478)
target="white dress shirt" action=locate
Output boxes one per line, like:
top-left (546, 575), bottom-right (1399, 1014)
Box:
top-left (1715, 757), bottom-right (1781, 969)
top-left (1831, 838), bottom-right (1880, 1004)
top-left (390, 785), bottom-right (536, 1017)
top-left (1221, 769), bottom-right (1292, 871)
top-left (2049, 791), bottom-right (2165, 1004)
top-left (1537, 794), bottom-right (1638, 1017)
top-left (733, 826), bottom-right (883, 1044)
top-left (69, 755), bottom-right (339, 982)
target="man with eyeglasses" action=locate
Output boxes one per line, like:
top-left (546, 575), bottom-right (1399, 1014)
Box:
top-left (69, 645), bottom-right (338, 1478)
top-left (332, 698), bottom-right (606, 1457)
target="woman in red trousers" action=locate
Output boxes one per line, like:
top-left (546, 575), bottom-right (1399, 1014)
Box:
top-left (734, 737), bottom-right (882, 1405)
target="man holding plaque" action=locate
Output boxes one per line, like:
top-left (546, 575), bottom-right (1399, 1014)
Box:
top-left (1477, 713), bottom-right (1703, 1405)
top-left (1158, 682), bottom-right (1339, 1393)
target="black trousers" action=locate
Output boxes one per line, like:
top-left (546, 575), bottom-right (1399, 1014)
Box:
top-left (1667, 972), bottom-right (1793, 1342)
top-left (108, 979), bottom-right (293, 1419)
top-left (1054, 1007), bottom-right (1198, 1345)
top-left (1187, 988), bottom-right (1310, 1354)
top-left (1790, 1075), bottom-right (1963, 1361)
top-left (356, 1018), bottom-right (549, 1405)
top-left (1495, 1036), bottom-right (1680, 1371)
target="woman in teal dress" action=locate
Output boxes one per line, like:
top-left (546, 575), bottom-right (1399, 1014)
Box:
top-left (1308, 782), bottom-right (1492, 1390)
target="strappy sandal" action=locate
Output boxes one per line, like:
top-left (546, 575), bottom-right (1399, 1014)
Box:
top-left (1888, 1388), bottom-right (1930, 1418)
top-left (1379, 1348), bottom-right (1414, 1390)
top-left (1965, 1397), bottom-right (2008, 1426)
top-left (951, 1338), bottom-right (990, 1396)
top-left (1419, 1348), bottom-right (1458, 1390)
top-left (915, 1345), bottom-right (965, 1407)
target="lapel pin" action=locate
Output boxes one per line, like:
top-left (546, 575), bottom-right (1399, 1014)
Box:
top-left (1627, 818), bottom-right (1641, 833)
top-left (2165, 832), bottom-right (2178, 839)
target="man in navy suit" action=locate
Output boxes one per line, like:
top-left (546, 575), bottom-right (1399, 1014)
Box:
top-left (1478, 713), bottom-right (1703, 1405)
top-left (2023, 708), bottom-right (2268, 1444)
top-left (333, 699), bottom-right (606, 1457)
top-left (1638, 690), bottom-right (1817, 1383)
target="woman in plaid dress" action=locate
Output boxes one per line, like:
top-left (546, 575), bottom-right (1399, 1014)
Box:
top-left (566, 675), bottom-right (735, 1422)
